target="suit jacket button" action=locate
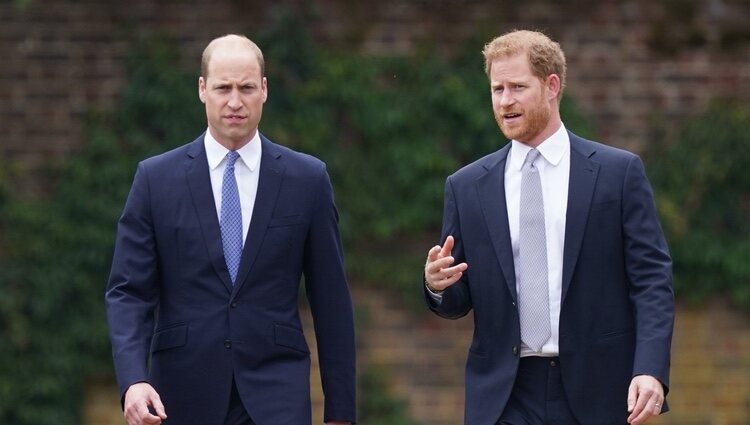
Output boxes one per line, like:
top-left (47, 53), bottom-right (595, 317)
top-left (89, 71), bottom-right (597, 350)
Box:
top-left (224, 339), bottom-right (232, 349)
top-left (230, 302), bottom-right (237, 308)
top-left (512, 346), bottom-right (519, 356)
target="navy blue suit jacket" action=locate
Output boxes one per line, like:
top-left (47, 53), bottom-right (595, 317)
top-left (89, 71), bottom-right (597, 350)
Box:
top-left (426, 132), bottom-right (674, 425)
top-left (106, 133), bottom-right (356, 425)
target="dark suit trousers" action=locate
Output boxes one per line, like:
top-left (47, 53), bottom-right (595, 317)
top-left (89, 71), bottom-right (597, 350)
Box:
top-left (497, 357), bottom-right (580, 425)
top-left (224, 379), bottom-right (255, 425)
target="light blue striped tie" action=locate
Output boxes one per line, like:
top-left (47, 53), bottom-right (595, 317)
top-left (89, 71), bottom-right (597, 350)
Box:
top-left (221, 151), bottom-right (242, 284)
top-left (518, 149), bottom-right (551, 351)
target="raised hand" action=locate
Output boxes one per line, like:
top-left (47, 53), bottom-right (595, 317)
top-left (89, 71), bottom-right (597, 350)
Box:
top-left (424, 235), bottom-right (468, 292)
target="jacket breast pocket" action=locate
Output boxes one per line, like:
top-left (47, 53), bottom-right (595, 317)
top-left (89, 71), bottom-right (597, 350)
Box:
top-left (268, 214), bottom-right (303, 228)
top-left (150, 323), bottom-right (188, 353)
top-left (590, 199), bottom-right (619, 212)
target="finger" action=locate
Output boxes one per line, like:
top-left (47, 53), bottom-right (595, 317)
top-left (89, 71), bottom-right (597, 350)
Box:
top-left (654, 400), bottom-right (663, 415)
top-left (150, 393), bottom-right (167, 420)
top-left (426, 245), bottom-right (442, 264)
top-left (426, 255), bottom-right (459, 274)
top-left (426, 260), bottom-right (467, 284)
top-left (627, 392), bottom-right (656, 424)
top-left (143, 415), bottom-right (163, 425)
top-left (629, 403), bottom-right (656, 425)
top-left (125, 400), bottom-right (147, 425)
top-left (436, 262), bottom-right (468, 278)
top-left (627, 379), bottom-right (636, 412)
top-left (134, 400), bottom-right (162, 425)
top-left (433, 270), bottom-right (464, 288)
top-left (440, 236), bottom-right (454, 258)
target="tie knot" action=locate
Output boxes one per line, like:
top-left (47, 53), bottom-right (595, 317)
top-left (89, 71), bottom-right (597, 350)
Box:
top-left (524, 149), bottom-right (541, 169)
top-left (226, 151), bottom-right (240, 168)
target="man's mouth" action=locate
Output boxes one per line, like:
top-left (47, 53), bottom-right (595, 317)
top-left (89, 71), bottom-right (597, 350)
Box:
top-left (224, 114), bottom-right (247, 122)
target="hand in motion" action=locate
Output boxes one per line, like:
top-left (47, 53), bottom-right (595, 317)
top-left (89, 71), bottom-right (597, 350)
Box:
top-left (424, 235), bottom-right (468, 292)
top-left (123, 382), bottom-right (167, 425)
top-left (627, 375), bottom-right (665, 424)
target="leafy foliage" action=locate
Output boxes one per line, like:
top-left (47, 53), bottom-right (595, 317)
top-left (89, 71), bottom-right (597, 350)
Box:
top-left (0, 38), bottom-right (204, 424)
top-left (257, 22), bottom-right (593, 306)
top-left (646, 101), bottom-right (750, 309)
top-left (11, 14), bottom-right (743, 424)
top-left (358, 367), bottom-right (417, 425)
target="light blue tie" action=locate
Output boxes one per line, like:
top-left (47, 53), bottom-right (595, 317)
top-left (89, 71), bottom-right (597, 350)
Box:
top-left (518, 149), bottom-right (551, 352)
top-left (221, 151), bottom-right (243, 284)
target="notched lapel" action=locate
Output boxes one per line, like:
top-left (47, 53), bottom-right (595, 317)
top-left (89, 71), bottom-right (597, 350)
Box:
top-left (476, 147), bottom-right (517, 302)
top-left (232, 138), bottom-right (285, 295)
top-left (185, 138), bottom-right (234, 292)
top-left (561, 137), bottom-right (600, 303)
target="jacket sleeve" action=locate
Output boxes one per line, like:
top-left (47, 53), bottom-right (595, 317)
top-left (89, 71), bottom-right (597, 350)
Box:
top-left (303, 166), bottom-right (357, 423)
top-left (425, 175), bottom-right (473, 319)
top-left (105, 162), bottom-right (160, 400)
top-left (622, 155), bottom-right (675, 393)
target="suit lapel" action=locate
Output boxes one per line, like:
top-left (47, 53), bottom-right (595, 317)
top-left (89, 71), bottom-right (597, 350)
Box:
top-left (476, 145), bottom-right (518, 302)
top-left (185, 135), bottom-right (234, 292)
top-left (561, 133), bottom-right (599, 303)
top-left (232, 135), bottom-right (285, 296)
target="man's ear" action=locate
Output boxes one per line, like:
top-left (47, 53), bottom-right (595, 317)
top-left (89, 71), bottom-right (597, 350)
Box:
top-left (198, 76), bottom-right (207, 103)
top-left (546, 74), bottom-right (561, 101)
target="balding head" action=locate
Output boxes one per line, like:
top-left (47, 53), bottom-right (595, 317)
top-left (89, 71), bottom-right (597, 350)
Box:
top-left (201, 34), bottom-right (265, 78)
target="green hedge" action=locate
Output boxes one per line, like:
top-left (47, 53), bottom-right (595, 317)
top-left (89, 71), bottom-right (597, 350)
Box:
top-left (0, 39), bottom-right (204, 424)
top-left (646, 101), bottom-right (750, 309)
top-left (256, 20), bottom-right (593, 307)
top-left (1, 19), bottom-right (746, 424)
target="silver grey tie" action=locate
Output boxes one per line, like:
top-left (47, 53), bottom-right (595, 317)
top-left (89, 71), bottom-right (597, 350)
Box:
top-left (518, 149), bottom-right (551, 352)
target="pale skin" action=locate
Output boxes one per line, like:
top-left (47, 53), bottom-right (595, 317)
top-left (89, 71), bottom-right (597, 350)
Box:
top-left (122, 36), bottom-right (350, 425)
top-left (424, 53), bottom-right (664, 424)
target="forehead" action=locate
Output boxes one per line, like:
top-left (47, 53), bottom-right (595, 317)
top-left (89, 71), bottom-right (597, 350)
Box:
top-left (206, 46), bottom-right (261, 80)
top-left (489, 53), bottom-right (535, 82)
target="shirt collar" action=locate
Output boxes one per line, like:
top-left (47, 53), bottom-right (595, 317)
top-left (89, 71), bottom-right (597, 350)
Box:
top-left (204, 129), bottom-right (262, 172)
top-left (509, 123), bottom-right (569, 171)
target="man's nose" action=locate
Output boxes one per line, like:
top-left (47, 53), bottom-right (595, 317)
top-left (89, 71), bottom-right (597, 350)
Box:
top-left (228, 88), bottom-right (241, 109)
top-left (498, 89), bottom-right (514, 107)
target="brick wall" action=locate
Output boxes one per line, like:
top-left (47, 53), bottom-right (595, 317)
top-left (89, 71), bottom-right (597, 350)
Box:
top-left (4, 0), bottom-right (750, 192)
top-left (355, 288), bottom-right (750, 425)
top-left (6, 1), bottom-right (749, 423)
top-left (85, 287), bottom-right (750, 425)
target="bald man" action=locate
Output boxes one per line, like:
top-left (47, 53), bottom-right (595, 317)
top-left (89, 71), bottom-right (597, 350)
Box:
top-left (106, 35), bottom-right (356, 425)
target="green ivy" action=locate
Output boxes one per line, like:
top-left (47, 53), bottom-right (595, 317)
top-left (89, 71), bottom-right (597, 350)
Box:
top-left (0, 36), bottom-right (205, 424)
top-left (0, 22), bottom-right (595, 423)
top-left (257, 21), bottom-right (593, 307)
top-left (358, 367), bottom-right (417, 425)
top-left (646, 101), bottom-right (750, 309)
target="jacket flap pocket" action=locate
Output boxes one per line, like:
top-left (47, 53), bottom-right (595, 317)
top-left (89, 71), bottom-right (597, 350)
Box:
top-left (151, 324), bottom-right (188, 353)
top-left (274, 323), bottom-right (309, 353)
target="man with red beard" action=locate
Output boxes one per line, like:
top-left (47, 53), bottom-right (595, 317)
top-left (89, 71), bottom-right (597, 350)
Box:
top-left (422, 30), bottom-right (673, 425)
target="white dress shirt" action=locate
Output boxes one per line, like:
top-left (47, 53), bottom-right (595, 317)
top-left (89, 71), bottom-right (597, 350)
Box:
top-left (204, 129), bottom-right (262, 246)
top-left (506, 123), bottom-right (570, 356)
top-left (427, 123), bottom-right (571, 357)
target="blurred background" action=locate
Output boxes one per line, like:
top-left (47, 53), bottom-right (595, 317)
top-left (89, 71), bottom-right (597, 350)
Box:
top-left (1, 0), bottom-right (749, 424)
